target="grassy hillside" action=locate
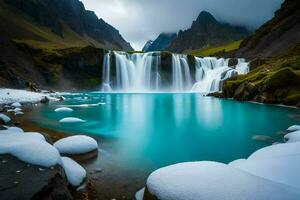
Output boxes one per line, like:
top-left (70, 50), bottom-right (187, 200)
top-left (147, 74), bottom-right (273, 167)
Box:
top-left (0, 0), bottom-right (120, 50)
top-left (186, 40), bottom-right (242, 57)
top-left (221, 43), bottom-right (300, 106)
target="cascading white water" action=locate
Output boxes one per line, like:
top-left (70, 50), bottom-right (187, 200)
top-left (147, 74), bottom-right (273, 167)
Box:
top-left (106, 51), bottom-right (161, 92)
top-left (102, 51), bottom-right (112, 92)
top-left (172, 54), bottom-right (192, 91)
top-left (191, 57), bottom-right (249, 93)
top-left (101, 51), bottom-right (249, 93)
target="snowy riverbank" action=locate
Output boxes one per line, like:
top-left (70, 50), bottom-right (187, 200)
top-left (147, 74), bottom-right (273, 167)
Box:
top-left (136, 125), bottom-right (300, 200)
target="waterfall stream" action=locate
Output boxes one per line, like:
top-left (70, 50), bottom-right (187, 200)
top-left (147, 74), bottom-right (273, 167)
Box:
top-left (101, 51), bottom-right (249, 93)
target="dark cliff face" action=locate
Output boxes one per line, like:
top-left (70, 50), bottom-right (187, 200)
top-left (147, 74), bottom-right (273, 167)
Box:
top-left (2, 0), bottom-right (133, 51)
top-left (168, 11), bottom-right (249, 53)
top-left (143, 33), bottom-right (176, 52)
top-left (236, 0), bottom-right (300, 59)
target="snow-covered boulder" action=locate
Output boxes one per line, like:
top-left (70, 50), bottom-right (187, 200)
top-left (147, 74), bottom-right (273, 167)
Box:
top-left (0, 131), bottom-right (61, 167)
top-left (287, 125), bottom-right (300, 132)
top-left (228, 159), bottom-right (246, 167)
top-left (230, 155), bottom-right (300, 189)
top-left (0, 88), bottom-right (59, 104)
top-left (284, 131), bottom-right (300, 143)
top-left (59, 117), bottom-right (86, 123)
top-left (54, 135), bottom-right (98, 155)
top-left (11, 102), bottom-right (22, 108)
top-left (8, 108), bottom-right (22, 113)
top-left (135, 188), bottom-right (145, 200)
top-left (4, 126), bottom-right (24, 133)
top-left (61, 157), bottom-right (86, 187)
top-left (55, 107), bottom-right (73, 113)
top-left (248, 141), bottom-right (300, 160)
top-left (144, 161), bottom-right (300, 200)
top-left (0, 114), bottom-right (11, 123)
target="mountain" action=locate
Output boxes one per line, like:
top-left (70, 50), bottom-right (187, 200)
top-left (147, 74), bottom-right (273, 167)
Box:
top-left (168, 11), bottom-right (249, 53)
top-left (217, 0), bottom-right (300, 107)
top-left (142, 40), bottom-right (153, 52)
top-left (0, 0), bottom-right (133, 51)
top-left (236, 0), bottom-right (300, 59)
top-left (143, 33), bottom-right (176, 52)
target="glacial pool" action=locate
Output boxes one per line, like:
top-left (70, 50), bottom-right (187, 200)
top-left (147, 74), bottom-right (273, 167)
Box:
top-left (30, 93), bottom-right (300, 197)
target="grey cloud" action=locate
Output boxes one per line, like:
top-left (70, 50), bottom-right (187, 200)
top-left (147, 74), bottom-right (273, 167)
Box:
top-left (82, 0), bottom-right (283, 50)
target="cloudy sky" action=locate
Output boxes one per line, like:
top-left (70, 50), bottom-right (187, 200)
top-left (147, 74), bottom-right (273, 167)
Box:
top-left (81, 0), bottom-right (283, 50)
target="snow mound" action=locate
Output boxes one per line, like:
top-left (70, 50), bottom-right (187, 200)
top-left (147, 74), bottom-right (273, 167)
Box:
top-left (14, 112), bottom-right (24, 115)
top-left (0, 130), bottom-right (60, 167)
top-left (54, 135), bottom-right (98, 155)
top-left (11, 102), bottom-right (22, 108)
top-left (59, 117), bottom-right (86, 123)
top-left (284, 131), bottom-right (300, 143)
top-left (55, 107), bottom-right (73, 113)
top-left (248, 142), bottom-right (300, 160)
top-left (4, 126), bottom-right (24, 133)
top-left (0, 88), bottom-right (58, 104)
top-left (231, 155), bottom-right (300, 188)
top-left (146, 161), bottom-right (300, 200)
top-left (135, 188), bottom-right (145, 200)
top-left (61, 157), bottom-right (86, 186)
top-left (0, 114), bottom-right (11, 123)
top-left (287, 125), bottom-right (300, 132)
top-left (228, 159), bottom-right (246, 167)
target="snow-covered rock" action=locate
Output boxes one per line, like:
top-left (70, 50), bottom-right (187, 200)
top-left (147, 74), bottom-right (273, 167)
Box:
top-left (145, 161), bottom-right (300, 200)
top-left (135, 188), bottom-right (145, 200)
top-left (61, 157), bottom-right (86, 187)
top-left (55, 107), bottom-right (73, 113)
top-left (11, 102), bottom-right (22, 108)
top-left (248, 142), bottom-right (300, 160)
top-left (8, 108), bottom-right (22, 113)
top-left (287, 125), bottom-right (300, 132)
top-left (4, 126), bottom-right (24, 133)
top-left (284, 131), bottom-right (300, 143)
top-left (59, 117), bottom-right (86, 123)
top-left (54, 135), bottom-right (98, 155)
top-left (0, 130), bottom-right (61, 167)
top-left (231, 155), bottom-right (300, 188)
top-left (0, 114), bottom-right (11, 123)
top-left (228, 159), bottom-right (246, 167)
top-left (0, 88), bottom-right (58, 104)
top-left (14, 112), bottom-right (24, 116)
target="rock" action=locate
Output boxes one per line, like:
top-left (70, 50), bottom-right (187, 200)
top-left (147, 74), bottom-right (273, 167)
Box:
top-left (40, 96), bottom-right (50, 104)
top-left (228, 58), bottom-right (238, 67)
top-left (252, 135), bottom-right (274, 143)
top-left (249, 59), bottom-right (266, 70)
top-left (207, 92), bottom-right (223, 98)
top-left (0, 155), bottom-right (72, 200)
top-left (233, 82), bottom-right (255, 101)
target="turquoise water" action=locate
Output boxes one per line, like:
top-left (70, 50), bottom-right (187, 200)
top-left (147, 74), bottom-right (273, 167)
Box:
top-left (32, 93), bottom-right (300, 169)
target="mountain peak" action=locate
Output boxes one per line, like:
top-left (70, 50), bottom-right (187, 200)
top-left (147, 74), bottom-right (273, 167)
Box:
top-left (196, 11), bottom-right (217, 24)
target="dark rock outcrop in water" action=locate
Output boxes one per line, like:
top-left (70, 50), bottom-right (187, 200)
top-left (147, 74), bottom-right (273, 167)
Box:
top-left (143, 33), bottom-right (176, 52)
top-left (236, 0), bottom-right (300, 59)
top-left (0, 0), bottom-right (133, 51)
top-left (168, 11), bottom-right (249, 53)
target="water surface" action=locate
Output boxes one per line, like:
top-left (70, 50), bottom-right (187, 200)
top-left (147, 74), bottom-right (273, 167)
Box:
top-left (31, 93), bottom-right (300, 198)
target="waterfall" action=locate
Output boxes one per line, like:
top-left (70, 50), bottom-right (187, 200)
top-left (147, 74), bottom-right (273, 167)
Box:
top-left (172, 54), bottom-right (192, 91)
top-left (191, 57), bottom-right (248, 93)
top-left (100, 51), bottom-right (249, 93)
top-left (111, 51), bottom-right (161, 92)
top-left (102, 51), bottom-right (112, 92)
